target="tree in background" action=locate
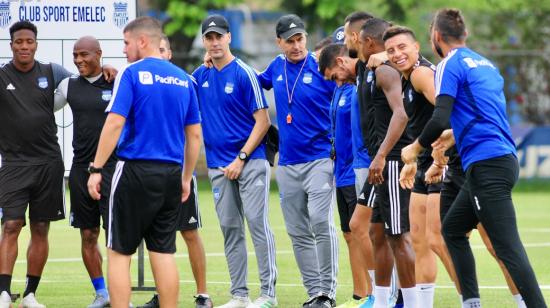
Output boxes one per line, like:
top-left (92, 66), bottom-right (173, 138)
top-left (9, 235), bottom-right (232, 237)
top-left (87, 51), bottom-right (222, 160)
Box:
top-left (149, 0), bottom-right (549, 124)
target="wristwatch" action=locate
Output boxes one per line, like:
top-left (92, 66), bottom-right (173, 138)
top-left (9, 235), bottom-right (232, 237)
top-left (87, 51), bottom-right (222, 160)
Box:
top-left (238, 151), bottom-right (248, 161)
top-left (87, 163), bottom-right (103, 174)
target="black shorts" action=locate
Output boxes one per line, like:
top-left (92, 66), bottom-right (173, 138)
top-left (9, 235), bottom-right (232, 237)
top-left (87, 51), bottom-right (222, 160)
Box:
top-left (69, 164), bottom-right (114, 229)
top-left (177, 176), bottom-right (201, 231)
top-left (440, 167), bottom-right (465, 220)
top-left (371, 160), bottom-right (411, 235)
top-left (336, 185), bottom-right (357, 233)
top-left (0, 160), bottom-right (65, 224)
top-left (357, 180), bottom-right (376, 208)
top-left (107, 160), bottom-right (182, 255)
top-left (412, 166), bottom-right (443, 195)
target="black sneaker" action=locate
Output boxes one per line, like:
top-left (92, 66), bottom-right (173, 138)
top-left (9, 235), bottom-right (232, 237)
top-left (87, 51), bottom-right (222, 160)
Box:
top-left (137, 294), bottom-right (159, 308)
top-left (309, 295), bottom-right (335, 308)
top-left (303, 295), bottom-right (318, 307)
top-left (195, 295), bottom-right (213, 308)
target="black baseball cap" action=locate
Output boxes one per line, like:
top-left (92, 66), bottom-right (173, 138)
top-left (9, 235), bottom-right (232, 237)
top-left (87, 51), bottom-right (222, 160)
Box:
top-left (332, 26), bottom-right (345, 44)
top-left (276, 14), bottom-right (307, 40)
top-left (201, 14), bottom-right (229, 36)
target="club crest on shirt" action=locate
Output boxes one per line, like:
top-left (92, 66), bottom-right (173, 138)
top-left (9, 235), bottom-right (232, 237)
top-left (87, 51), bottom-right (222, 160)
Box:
top-left (224, 82), bottom-right (234, 94)
top-left (338, 96), bottom-right (346, 106)
top-left (102, 90), bottom-right (112, 102)
top-left (37, 77), bottom-right (48, 89)
top-left (366, 71), bottom-right (373, 83)
top-left (303, 72), bottom-right (312, 84)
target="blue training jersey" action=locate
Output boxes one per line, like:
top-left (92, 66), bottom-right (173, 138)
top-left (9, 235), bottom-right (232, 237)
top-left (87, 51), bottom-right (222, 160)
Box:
top-left (107, 57), bottom-right (200, 164)
top-left (192, 58), bottom-right (268, 168)
top-left (350, 84), bottom-right (371, 169)
top-left (106, 58), bottom-right (200, 164)
top-left (331, 84), bottom-right (355, 187)
top-left (435, 47), bottom-right (516, 170)
top-left (258, 52), bottom-right (335, 166)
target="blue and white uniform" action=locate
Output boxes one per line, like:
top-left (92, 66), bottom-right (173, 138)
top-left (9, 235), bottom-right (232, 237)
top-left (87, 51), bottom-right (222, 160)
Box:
top-left (435, 47), bottom-right (545, 307)
top-left (193, 58), bottom-right (277, 298)
top-left (258, 52), bottom-right (339, 299)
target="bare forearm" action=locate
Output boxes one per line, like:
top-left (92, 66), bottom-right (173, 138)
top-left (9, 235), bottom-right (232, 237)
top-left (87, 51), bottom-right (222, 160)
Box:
top-left (183, 124), bottom-right (202, 183)
top-left (93, 114), bottom-right (124, 167)
top-left (241, 109), bottom-right (270, 155)
top-left (377, 110), bottom-right (408, 158)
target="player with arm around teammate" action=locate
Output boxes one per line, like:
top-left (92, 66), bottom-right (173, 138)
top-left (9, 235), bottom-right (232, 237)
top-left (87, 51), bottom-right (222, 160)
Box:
top-left (402, 8), bottom-right (547, 308)
top-left (257, 14), bottom-right (339, 308)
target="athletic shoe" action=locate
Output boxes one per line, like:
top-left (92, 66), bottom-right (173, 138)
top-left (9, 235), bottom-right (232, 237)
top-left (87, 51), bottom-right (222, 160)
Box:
top-left (0, 291), bottom-right (11, 308)
top-left (247, 295), bottom-right (278, 308)
top-left (335, 299), bottom-right (361, 308)
top-left (358, 296), bottom-right (374, 308)
top-left (195, 295), bottom-right (214, 308)
top-left (215, 296), bottom-right (250, 308)
top-left (87, 294), bottom-right (110, 308)
top-left (137, 294), bottom-right (159, 308)
top-left (19, 293), bottom-right (45, 308)
top-left (302, 296), bottom-right (317, 307)
top-left (309, 295), bottom-right (336, 308)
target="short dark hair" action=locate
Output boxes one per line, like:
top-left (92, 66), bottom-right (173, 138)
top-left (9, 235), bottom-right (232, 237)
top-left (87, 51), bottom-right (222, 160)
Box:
top-left (361, 17), bottom-right (391, 45)
top-left (344, 11), bottom-right (374, 26)
top-left (432, 8), bottom-right (467, 43)
top-left (123, 16), bottom-right (163, 42)
top-left (318, 43), bottom-right (348, 76)
top-left (9, 21), bottom-right (37, 41)
top-left (314, 36), bottom-right (333, 53)
top-left (160, 33), bottom-right (171, 49)
top-left (382, 26), bottom-right (416, 42)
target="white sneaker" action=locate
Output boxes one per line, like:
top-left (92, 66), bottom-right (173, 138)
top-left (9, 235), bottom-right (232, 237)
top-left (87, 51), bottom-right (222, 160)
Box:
top-left (87, 294), bottom-right (110, 308)
top-left (215, 296), bottom-right (250, 308)
top-left (247, 295), bottom-right (278, 308)
top-left (19, 293), bottom-right (45, 308)
top-left (0, 291), bottom-right (12, 308)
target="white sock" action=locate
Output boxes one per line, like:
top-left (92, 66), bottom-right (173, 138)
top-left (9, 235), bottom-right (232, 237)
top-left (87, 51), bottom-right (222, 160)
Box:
top-left (368, 270), bottom-right (375, 288)
top-left (463, 298), bottom-right (482, 308)
top-left (401, 287), bottom-right (417, 308)
top-left (513, 294), bottom-right (526, 308)
top-left (374, 286), bottom-right (390, 308)
top-left (417, 283), bottom-right (435, 308)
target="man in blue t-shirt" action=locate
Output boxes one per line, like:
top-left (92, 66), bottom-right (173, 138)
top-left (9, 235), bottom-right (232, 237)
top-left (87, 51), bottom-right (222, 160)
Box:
top-left (401, 9), bottom-right (546, 308)
top-left (87, 17), bottom-right (202, 308)
top-left (257, 14), bottom-right (338, 308)
top-left (192, 15), bottom-right (277, 308)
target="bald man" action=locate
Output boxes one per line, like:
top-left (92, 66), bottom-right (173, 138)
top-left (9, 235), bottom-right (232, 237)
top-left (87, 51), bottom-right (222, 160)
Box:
top-left (55, 36), bottom-right (116, 308)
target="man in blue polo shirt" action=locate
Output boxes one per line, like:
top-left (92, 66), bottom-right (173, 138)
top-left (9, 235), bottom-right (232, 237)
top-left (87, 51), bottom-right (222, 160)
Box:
top-left (401, 8), bottom-right (546, 308)
top-left (87, 16), bottom-right (202, 308)
top-left (258, 14), bottom-right (338, 308)
top-left (192, 15), bottom-right (277, 308)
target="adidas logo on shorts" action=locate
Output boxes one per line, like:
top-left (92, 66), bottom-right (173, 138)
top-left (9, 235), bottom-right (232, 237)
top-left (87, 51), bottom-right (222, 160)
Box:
top-left (189, 216), bottom-right (197, 224)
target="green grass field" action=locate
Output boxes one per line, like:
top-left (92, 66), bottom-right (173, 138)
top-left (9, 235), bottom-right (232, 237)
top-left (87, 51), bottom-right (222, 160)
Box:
top-left (8, 180), bottom-right (550, 307)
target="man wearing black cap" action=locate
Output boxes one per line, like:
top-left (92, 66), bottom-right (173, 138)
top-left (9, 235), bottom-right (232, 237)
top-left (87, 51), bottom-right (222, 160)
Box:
top-left (257, 14), bottom-right (338, 308)
top-left (193, 14), bottom-right (277, 308)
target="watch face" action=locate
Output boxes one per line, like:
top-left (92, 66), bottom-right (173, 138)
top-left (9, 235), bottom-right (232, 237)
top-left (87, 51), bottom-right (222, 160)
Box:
top-left (239, 152), bottom-right (247, 160)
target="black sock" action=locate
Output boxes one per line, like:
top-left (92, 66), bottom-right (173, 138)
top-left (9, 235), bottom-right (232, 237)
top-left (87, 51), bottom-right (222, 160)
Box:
top-left (396, 289), bottom-right (404, 304)
top-left (23, 275), bottom-right (41, 297)
top-left (352, 294), bottom-right (362, 300)
top-left (0, 274), bottom-right (11, 294)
